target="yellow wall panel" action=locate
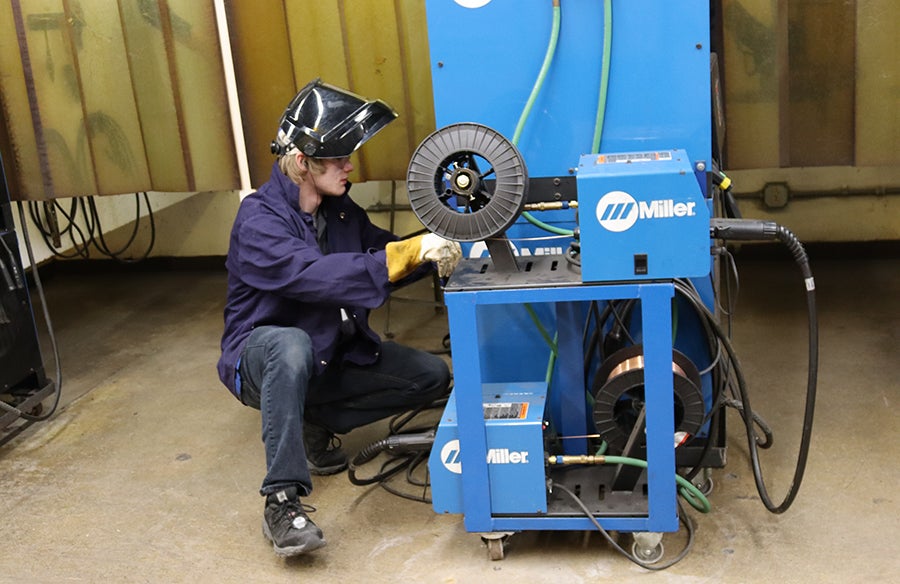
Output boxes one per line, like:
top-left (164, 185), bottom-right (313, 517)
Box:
top-left (230, 0), bottom-right (438, 186)
top-left (396, 1), bottom-right (436, 150)
top-left (22, 0), bottom-right (98, 196)
top-left (76, 1), bottom-right (152, 195)
top-left (225, 0), bottom-right (296, 187)
top-left (342, 2), bottom-right (409, 180)
top-left (286, 0), bottom-right (349, 89)
top-left (0, 0), bottom-right (239, 199)
top-left (722, 0), bottom-right (781, 169)
top-left (169, 0), bottom-right (238, 192)
top-left (856, 0), bottom-right (900, 166)
top-left (118, 0), bottom-right (189, 191)
top-left (0, 1), bottom-right (41, 200)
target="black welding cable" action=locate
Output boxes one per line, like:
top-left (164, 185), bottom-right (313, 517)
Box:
top-left (676, 221), bottom-right (818, 513)
top-left (604, 299), bottom-right (635, 348)
top-left (29, 199), bottom-right (91, 259)
top-left (379, 451), bottom-right (432, 503)
top-left (564, 241), bottom-right (581, 267)
top-left (27, 193), bottom-right (155, 262)
top-left (388, 395), bottom-right (447, 436)
top-left (89, 193), bottom-right (157, 263)
top-left (554, 483), bottom-right (695, 570)
top-left (348, 439), bottom-right (415, 486)
top-left (716, 246), bottom-right (741, 325)
top-left (673, 282), bottom-right (767, 460)
top-left (349, 397), bottom-right (445, 490)
top-left (670, 278), bottom-right (735, 481)
top-left (723, 397), bottom-right (773, 449)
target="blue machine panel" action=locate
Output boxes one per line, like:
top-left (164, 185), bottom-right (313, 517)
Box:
top-left (577, 150), bottom-right (711, 282)
top-left (429, 382), bottom-right (548, 515)
top-left (425, 0), bottom-right (711, 184)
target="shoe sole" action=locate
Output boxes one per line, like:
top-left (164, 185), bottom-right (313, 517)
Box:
top-left (308, 461), bottom-right (349, 476)
top-left (262, 520), bottom-right (326, 557)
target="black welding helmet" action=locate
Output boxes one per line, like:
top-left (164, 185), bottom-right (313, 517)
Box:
top-left (271, 78), bottom-right (398, 158)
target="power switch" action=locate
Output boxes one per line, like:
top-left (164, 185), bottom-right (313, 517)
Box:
top-left (634, 254), bottom-right (648, 275)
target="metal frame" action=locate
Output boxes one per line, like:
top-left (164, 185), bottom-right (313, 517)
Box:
top-left (444, 260), bottom-right (680, 533)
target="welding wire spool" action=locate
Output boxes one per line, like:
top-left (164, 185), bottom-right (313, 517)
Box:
top-left (406, 123), bottom-right (528, 242)
top-left (592, 345), bottom-right (705, 454)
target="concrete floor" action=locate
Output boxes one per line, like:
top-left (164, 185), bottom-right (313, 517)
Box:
top-left (1, 253), bottom-right (897, 583)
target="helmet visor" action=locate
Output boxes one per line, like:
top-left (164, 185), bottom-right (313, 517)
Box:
top-left (272, 79), bottom-right (398, 158)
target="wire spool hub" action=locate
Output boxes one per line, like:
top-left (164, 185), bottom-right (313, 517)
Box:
top-left (406, 123), bottom-right (528, 242)
top-left (592, 345), bottom-right (705, 454)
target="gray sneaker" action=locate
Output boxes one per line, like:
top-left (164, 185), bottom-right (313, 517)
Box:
top-left (262, 487), bottom-right (325, 557)
top-left (303, 422), bottom-right (348, 475)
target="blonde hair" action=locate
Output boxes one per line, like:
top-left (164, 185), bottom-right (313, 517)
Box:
top-left (278, 152), bottom-right (326, 185)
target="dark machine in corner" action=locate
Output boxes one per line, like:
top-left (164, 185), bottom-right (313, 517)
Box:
top-left (0, 151), bottom-right (56, 446)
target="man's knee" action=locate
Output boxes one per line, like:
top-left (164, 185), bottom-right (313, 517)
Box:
top-left (417, 353), bottom-right (451, 401)
top-left (245, 326), bottom-right (315, 384)
top-left (273, 328), bottom-right (314, 366)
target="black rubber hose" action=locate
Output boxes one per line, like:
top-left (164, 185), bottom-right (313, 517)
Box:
top-left (348, 430), bottom-right (436, 487)
top-left (677, 220), bottom-right (818, 513)
top-left (555, 483), bottom-right (696, 570)
top-left (764, 224), bottom-right (818, 513)
top-left (723, 397), bottom-right (774, 449)
top-left (347, 438), bottom-right (412, 486)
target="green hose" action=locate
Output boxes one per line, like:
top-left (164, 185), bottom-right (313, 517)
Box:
top-left (515, 1), bottom-right (614, 235)
top-left (591, 0), bottom-right (613, 154)
top-left (512, 3), bottom-right (574, 237)
top-left (602, 455), bottom-right (711, 513)
top-left (522, 213), bottom-right (575, 236)
top-left (524, 303), bottom-right (558, 356)
top-left (544, 333), bottom-right (559, 386)
top-left (512, 4), bottom-right (561, 146)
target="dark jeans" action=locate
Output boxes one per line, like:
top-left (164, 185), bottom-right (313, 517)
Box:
top-left (238, 325), bottom-right (450, 497)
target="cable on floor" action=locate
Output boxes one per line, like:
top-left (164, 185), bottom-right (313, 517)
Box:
top-left (347, 395), bottom-right (448, 503)
top-left (554, 483), bottom-right (696, 570)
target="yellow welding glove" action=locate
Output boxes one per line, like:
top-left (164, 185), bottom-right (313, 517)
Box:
top-left (385, 233), bottom-right (462, 282)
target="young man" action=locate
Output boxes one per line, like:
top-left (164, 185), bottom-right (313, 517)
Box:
top-left (217, 79), bottom-right (460, 557)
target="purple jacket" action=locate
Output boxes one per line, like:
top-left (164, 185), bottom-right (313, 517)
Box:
top-left (217, 163), bottom-right (400, 398)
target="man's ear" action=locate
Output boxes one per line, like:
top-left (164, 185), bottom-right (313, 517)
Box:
top-left (296, 152), bottom-right (308, 168)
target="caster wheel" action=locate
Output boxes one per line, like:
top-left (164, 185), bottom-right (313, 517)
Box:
top-left (487, 538), bottom-right (504, 561)
top-left (481, 533), bottom-right (510, 561)
top-left (696, 477), bottom-right (714, 496)
top-left (632, 541), bottom-right (665, 564)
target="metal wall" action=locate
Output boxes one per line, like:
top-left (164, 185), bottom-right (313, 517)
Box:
top-left (721, 0), bottom-right (900, 240)
top-left (0, 0), bottom-right (239, 200)
top-left (226, 0), bottom-right (899, 239)
top-left (225, 0), bottom-right (436, 187)
top-left (0, 1), bottom-right (896, 241)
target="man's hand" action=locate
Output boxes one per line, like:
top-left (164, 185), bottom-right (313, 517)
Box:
top-left (386, 233), bottom-right (462, 282)
top-left (420, 233), bottom-right (462, 278)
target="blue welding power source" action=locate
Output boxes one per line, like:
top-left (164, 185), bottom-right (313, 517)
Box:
top-left (429, 382), bottom-right (548, 515)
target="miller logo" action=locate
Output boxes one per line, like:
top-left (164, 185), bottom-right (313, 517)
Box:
top-left (596, 190), bottom-right (697, 233)
top-left (439, 440), bottom-right (530, 474)
top-left (440, 439), bottom-right (463, 474)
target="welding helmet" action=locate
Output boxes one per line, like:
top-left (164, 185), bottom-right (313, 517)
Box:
top-left (271, 78), bottom-right (398, 158)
